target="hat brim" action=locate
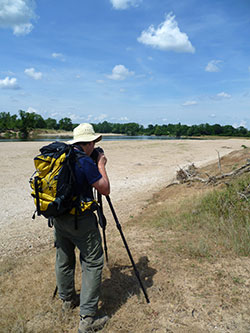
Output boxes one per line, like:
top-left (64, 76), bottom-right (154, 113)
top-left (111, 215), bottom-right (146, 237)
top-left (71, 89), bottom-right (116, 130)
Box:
top-left (68, 134), bottom-right (102, 144)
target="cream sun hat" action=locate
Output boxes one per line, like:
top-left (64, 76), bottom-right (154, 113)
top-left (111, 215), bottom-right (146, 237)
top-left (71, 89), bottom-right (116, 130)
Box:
top-left (68, 123), bottom-right (102, 144)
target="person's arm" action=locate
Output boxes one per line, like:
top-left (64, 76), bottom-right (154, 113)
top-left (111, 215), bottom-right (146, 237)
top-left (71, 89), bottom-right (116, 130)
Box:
top-left (92, 154), bottom-right (110, 196)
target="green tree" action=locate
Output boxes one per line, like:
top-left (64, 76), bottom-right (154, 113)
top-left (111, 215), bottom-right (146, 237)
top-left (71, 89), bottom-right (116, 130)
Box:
top-left (211, 124), bottom-right (222, 135)
top-left (0, 112), bottom-right (17, 131)
top-left (222, 125), bottom-right (235, 136)
top-left (100, 121), bottom-right (113, 133)
top-left (204, 123), bottom-right (212, 135)
top-left (174, 123), bottom-right (182, 137)
top-left (180, 124), bottom-right (189, 136)
top-left (166, 123), bottom-right (176, 136)
top-left (154, 125), bottom-right (164, 136)
top-left (145, 124), bottom-right (155, 135)
top-left (236, 126), bottom-right (248, 137)
top-left (18, 110), bottom-right (36, 139)
top-left (124, 122), bottom-right (140, 136)
top-left (187, 125), bottom-right (201, 136)
top-left (33, 114), bottom-right (46, 128)
top-left (45, 117), bottom-right (58, 129)
top-left (58, 117), bottom-right (73, 131)
top-left (111, 123), bottom-right (122, 134)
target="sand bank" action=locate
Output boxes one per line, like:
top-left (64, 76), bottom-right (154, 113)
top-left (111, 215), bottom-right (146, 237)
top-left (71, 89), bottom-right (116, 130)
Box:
top-left (0, 138), bottom-right (249, 258)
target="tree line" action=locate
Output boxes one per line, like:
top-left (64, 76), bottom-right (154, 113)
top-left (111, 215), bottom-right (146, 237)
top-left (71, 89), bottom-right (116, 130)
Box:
top-left (0, 110), bottom-right (74, 139)
top-left (0, 110), bottom-right (249, 139)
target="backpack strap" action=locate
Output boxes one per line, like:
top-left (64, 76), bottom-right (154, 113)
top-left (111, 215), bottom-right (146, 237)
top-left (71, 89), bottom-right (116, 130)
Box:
top-left (34, 176), bottom-right (41, 216)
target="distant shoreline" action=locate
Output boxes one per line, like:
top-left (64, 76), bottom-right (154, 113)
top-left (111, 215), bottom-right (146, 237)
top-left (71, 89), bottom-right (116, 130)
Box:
top-left (0, 129), bottom-right (249, 140)
top-left (36, 131), bottom-right (122, 137)
top-left (0, 129), bottom-right (123, 139)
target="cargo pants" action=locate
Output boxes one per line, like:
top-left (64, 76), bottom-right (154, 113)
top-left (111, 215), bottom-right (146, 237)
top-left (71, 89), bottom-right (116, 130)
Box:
top-left (54, 211), bottom-right (104, 317)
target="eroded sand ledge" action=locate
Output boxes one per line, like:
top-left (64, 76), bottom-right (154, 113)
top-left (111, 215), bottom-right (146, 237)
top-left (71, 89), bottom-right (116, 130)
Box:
top-left (0, 138), bottom-right (249, 258)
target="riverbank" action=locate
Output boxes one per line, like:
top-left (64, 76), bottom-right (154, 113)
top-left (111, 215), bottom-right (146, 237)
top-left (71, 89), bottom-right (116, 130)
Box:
top-left (33, 129), bottom-right (123, 137)
top-left (1, 128), bottom-right (250, 140)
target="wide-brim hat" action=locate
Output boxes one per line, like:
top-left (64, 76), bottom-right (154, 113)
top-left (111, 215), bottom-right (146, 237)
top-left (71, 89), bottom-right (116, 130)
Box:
top-left (68, 123), bottom-right (102, 144)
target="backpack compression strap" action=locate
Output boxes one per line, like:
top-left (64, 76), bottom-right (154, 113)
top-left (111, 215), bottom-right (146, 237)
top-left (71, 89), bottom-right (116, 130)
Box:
top-left (34, 176), bottom-right (41, 216)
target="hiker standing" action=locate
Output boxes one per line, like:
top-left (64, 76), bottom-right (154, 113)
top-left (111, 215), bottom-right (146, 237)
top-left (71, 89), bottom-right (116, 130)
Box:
top-left (54, 123), bottom-right (110, 333)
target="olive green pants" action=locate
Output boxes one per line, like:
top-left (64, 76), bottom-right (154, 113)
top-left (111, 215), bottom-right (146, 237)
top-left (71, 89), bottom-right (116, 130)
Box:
top-left (54, 211), bottom-right (104, 317)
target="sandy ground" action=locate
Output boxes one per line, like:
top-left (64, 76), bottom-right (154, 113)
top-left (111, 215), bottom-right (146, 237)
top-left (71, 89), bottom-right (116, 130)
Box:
top-left (0, 138), bottom-right (249, 259)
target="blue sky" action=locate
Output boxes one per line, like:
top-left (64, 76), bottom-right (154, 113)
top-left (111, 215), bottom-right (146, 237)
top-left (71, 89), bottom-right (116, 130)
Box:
top-left (0, 0), bottom-right (250, 128)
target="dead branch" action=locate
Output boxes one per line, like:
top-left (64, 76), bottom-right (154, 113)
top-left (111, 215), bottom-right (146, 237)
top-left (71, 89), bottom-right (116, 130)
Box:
top-left (166, 181), bottom-right (180, 188)
top-left (215, 163), bottom-right (250, 180)
top-left (216, 150), bottom-right (222, 175)
top-left (167, 160), bottom-right (250, 188)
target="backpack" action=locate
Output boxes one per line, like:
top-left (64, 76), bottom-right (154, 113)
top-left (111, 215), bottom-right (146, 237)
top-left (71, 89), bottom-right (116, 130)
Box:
top-left (29, 141), bottom-right (96, 226)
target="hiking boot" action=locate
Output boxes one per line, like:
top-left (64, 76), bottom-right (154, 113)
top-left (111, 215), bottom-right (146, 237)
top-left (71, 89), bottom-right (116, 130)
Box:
top-left (78, 315), bottom-right (109, 333)
top-left (62, 294), bottom-right (80, 311)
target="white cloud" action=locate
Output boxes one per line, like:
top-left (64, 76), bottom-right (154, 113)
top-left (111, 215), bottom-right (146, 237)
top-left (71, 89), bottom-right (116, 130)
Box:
top-left (233, 120), bottom-right (247, 128)
top-left (82, 114), bottom-right (107, 123)
top-left (137, 13), bottom-right (195, 53)
top-left (27, 106), bottom-right (38, 113)
top-left (68, 113), bottom-right (79, 121)
top-left (86, 114), bottom-right (93, 121)
top-left (52, 53), bottom-right (65, 61)
top-left (120, 116), bottom-right (129, 121)
top-left (24, 67), bottom-right (42, 80)
top-left (205, 60), bottom-right (222, 72)
top-left (182, 100), bottom-right (198, 106)
top-left (110, 0), bottom-right (141, 10)
top-left (217, 92), bottom-right (231, 99)
top-left (94, 114), bottom-right (108, 122)
top-left (0, 76), bottom-right (19, 89)
top-left (51, 112), bottom-right (60, 118)
top-left (0, 0), bottom-right (37, 35)
top-left (107, 65), bottom-right (134, 80)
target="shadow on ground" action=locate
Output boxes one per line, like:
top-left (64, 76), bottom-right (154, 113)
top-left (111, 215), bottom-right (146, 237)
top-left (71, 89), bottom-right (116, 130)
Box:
top-left (100, 256), bottom-right (157, 316)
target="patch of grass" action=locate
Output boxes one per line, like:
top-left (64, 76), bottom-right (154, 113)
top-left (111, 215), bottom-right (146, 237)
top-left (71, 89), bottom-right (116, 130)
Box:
top-left (146, 173), bottom-right (250, 257)
top-left (195, 174), bottom-right (250, 255)
top-left (186, 239), bottom-right (212, 259)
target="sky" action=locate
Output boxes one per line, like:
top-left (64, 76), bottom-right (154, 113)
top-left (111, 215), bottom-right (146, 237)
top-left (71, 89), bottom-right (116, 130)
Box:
top-left (0, 0), bottom-right (250, 128)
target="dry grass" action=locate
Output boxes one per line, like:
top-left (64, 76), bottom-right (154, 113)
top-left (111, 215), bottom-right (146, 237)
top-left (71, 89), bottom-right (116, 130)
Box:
top-left (0, 148), bottom-right (250, 333)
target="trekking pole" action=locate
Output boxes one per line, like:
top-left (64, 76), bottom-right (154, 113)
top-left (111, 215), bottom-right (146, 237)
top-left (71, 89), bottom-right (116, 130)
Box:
top-left (97, 192), bottom-right (108, 263)
top-left (105, 195), bottom-right (150, 304)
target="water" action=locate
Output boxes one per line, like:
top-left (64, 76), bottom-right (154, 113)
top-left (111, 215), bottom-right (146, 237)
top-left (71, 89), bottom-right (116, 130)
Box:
top-left (0, 135), bottom-right (202, 142)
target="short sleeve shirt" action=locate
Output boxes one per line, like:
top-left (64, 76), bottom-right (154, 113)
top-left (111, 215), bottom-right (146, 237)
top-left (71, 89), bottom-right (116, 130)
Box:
top-left (74, 150), bottom-right (102, 200)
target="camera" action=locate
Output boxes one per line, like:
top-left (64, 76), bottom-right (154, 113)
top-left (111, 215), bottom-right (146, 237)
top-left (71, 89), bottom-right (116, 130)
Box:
top-left (90, 147), bottom-right (104, 164)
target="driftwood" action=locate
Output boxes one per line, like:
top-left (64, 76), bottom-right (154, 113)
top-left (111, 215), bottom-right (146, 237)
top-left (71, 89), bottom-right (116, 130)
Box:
top-left (167, 159), bottom-right (250, 191)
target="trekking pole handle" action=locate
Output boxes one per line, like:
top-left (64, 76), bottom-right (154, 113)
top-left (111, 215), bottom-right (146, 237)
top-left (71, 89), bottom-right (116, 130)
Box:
top-left (105, 195), bottom-right (150, 304)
